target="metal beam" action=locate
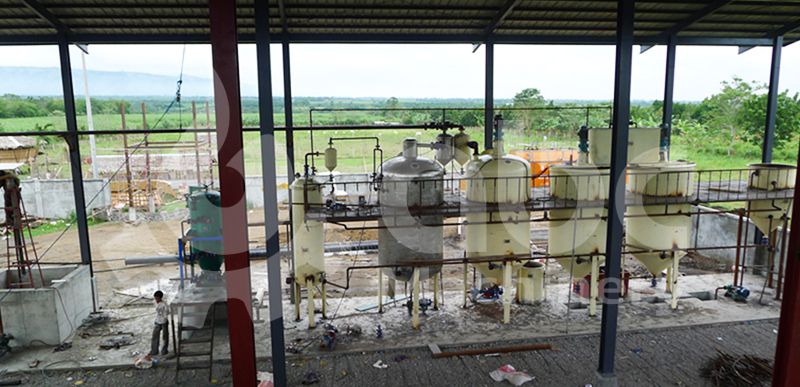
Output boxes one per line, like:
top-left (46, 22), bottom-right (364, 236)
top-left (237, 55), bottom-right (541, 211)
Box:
top-left (255, 0), bottom-right (287, 385)
top-left (773, 143), bottom-right (800, 386)
top-left (655, 0), bottom-right (733, 41)
top-left (661, 34), bottom-right (676, 157)
top-left (484, 0), bottom-right (521, 36)
top-left (208, 0), bottom-right (257, 384)
top-left (0, 32), bottom-right (780, 46)
top-left (762, 35), bottom-right (783, 163)
top-left (484, 42), bottom-right (494, 150)
top-left (773, 19), bottom-right (800, 37)
top-left (21, 0), bottom-right (65, 32)
top-left (598, 0), bottom-right (634, 380)
top-left (57, 34), bottom-right (94, 311)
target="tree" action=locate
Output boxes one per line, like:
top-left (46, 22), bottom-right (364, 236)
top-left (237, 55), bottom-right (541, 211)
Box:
top-left (698, 77), bottom-right (754, 156)
top-left (740, 90), bottom-right (800, 150)
top-left (510, 88), bottom-right (547, 134)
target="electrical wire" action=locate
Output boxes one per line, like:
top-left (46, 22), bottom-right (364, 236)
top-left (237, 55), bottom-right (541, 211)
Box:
top-left (38, 47), bottom-right (189, 261)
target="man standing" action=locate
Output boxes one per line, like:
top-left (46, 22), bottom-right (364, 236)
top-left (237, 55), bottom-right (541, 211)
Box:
top-left (149, 290), bottom-right (169, 357)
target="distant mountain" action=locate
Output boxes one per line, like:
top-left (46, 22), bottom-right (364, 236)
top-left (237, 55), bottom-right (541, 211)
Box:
top-left (0, 66), bottom-right (259, 97)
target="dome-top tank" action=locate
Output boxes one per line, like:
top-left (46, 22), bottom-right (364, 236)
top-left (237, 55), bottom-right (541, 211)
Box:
top-left (464, 143), bottom-right (532, 283)
top-left (378, 139), bottom-right (445, 281)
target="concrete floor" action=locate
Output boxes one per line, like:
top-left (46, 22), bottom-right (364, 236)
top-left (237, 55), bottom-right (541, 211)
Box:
top-left (2, 319), bottom-right (779, 386)
top-left (0, 263), bottom-right (781, 375)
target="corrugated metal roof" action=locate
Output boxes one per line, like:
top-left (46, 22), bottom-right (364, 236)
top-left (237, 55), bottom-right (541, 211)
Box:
top-left (0, 0), bottom-right (797, 45)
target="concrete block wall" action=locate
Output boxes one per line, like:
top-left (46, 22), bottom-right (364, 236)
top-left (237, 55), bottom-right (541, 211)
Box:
top-left (0, 265), bottom-right (92, 347)
top-left (0, 178), bottom-right (111, 222)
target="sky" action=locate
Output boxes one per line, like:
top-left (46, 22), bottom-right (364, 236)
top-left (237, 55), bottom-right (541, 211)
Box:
top-left (0, 42), bottom-right (798, 101)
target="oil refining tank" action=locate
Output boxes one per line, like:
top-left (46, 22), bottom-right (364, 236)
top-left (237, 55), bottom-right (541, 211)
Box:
top-left (547, 164), bottom-right (609, 316)
top-left (465, 115), bottom-right (531, 323)
top-left (378, 138), bottom-right (445, 328)
top-left (187, 186), bottom-right (224, 283)
top-left (291, 174), bottom-right (326, 328)
top-left (588, 127), bottom-right (660, 166)
top-left (453, 128), bottom-right (472, 167)
top-left (626, 161), bottom-right (695, 309)
top-left (747, 163), bottom-right (796, 235)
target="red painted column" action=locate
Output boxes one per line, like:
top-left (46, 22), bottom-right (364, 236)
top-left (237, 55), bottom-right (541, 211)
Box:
top-left (209, 0), bottom-right (257, 385)
top-left (773, 142), bottom-right (800, 387)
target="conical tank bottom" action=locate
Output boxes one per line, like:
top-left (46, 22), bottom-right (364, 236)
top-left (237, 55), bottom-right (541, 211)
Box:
top-left (559, 257), bottom-right (605, 279)
top-left (631, 252), bottom-right (684, 276)
top-left (749, 199), bottom-right (792, 235)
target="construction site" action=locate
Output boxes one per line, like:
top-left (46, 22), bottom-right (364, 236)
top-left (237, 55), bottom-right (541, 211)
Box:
top-left (1, 1), bottom-right (800, 386)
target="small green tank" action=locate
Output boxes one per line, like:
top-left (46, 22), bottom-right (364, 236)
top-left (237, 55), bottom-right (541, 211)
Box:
top-left (187, 186), bottom-right (223, 272)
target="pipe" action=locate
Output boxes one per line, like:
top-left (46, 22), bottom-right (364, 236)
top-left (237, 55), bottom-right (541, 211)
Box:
top-left (431, 343), bottom-right (552, 359)
top-left (124, 240), bottom-right (379, 266)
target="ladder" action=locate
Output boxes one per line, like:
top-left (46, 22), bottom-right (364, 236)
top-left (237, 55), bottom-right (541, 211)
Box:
top-left (3, 179), bottom-right (43, 289)
top-left (173, 301), bottom-right (217, 382)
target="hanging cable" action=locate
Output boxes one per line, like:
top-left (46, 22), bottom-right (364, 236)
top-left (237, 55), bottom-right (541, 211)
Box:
top-left (39, 46), bottom-right (189, 260)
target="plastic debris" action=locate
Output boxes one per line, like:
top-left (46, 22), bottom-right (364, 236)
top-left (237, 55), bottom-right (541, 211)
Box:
top-left (375, 324), bottom-right (383, 339)
top-left (257, 371), bottom-right (274, 387)
top-left (28, 359), bottom-right (40, 368)
top-left (372, 360), bottom-right (389, 369)
top-left (631, 348), bottom-right (642, 354)
top-left (301, 371), bottom-right (321, 385)
top-left (133, 355), bottom-right (153, 369)
top-left (489, 364), bottom-right (534, 386)
top-left (99, 334), bottom-right (135, 350)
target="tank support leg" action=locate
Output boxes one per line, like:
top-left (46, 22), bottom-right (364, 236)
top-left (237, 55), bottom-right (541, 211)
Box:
top-left (462, 263), bottom-right (468, 308)
top-left (378, 269), bottom-right (384, 314)
top-left (666, 267), bottom-right (673, 293)
top-left (671, 254), bottom-right (679, 310)
top-left (503, 262), bottom-right (512, 324)
top-left (321, 281), bottom-right (327, 319)
top-left (412, 268), bottom-right (420, 330)
top-left (307, 278), bottom-right (315, 329)
top-left (590, 256), bottom-right (599, 317)
top-left (387, 278), bottom-right (396, 300)
top-left (293, 281), bottom-right (301, 322)
top-left (433, 276), bottom-right (439, 310)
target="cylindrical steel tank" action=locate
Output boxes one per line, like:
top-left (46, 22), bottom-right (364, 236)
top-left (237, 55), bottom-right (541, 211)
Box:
top-left (547, 164), bottom-right (609, 278)
top-left (187, 186), bottom-right (223, 273)
top-left (588, 127), bottom-right (660, 166)
top-left (626, 162), bottom-right (695, 275)
top-left (465, 143), bottom-right (531, 283)
top-left (747, 163), bottom-right (796, 234)
top-left (517, 261), bottom-right (545, 304)
top-left (378, 139), bottom-right (445, 281)
top-left (291, 175), bottom-right (325, 282)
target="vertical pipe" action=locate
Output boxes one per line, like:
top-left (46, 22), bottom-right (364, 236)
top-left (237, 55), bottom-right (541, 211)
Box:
top-left (412, 268), bottom-right (420, 329)
top-left (661, 35), bottom-right (676, 159)
top-left (433, 276), bottom-right (439, 310)
top-left (321, 281), bottom-right (327, 318)
top-left (762, 35), bottom-right (783, 164)
top-left (503, 261), bottom-right (511, 324)
top-left (80, 52), bottom-right (98, 179)
top-left (598, 0), bottom-right (634, 379)
top-left (734, 208), bottom-right (743, 286)
top-left (307, 278), bottom-right (315, 329)
top-left (378, 269), bottom-right (384, 313)
top-left (57, 36), bottom-right (95, 310)
top-left (141, 102), bottom-right (153, 212)
top-left (776, 215), bottom-right (789, 300)
top-left (206, 101), bottom-right (214, 185)
top-left (120, 103), bottom-right (134, 208)
top-left (463, 262), bottom-right (468, 308)
top-left (590, 256), bottom-right (599, 317)
top-left (772, 140), bottom-right (800, 387)
top-left (208, 1), bottom-right (256, 384)
top-left (192, 101), bottom-right (201, 185)
top-left (671, 252), bottom-right (679, 310)
top-left (484, 42), bottom-right (494, 150)
top-left (254, 1), bottom-right (287, 384)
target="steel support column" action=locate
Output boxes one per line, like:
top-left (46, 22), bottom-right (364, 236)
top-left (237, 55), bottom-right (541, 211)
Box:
top-left (255, 0), bottom-right (288, 385)
top-left (661, 34), bottom-right (676, 157)
top-left (57, 36), bottom-right (94, 285)
top-left (773, 144), bottom-right (800, 386)
top-left (598, 0), bottom-right (634, 379)
top-left (282, 42), bottom-right (295, 178)
top-left (484, 42), bottom-right (494, 149)
top-left (208, 0), bottom-right (257, 384)
top-left (762, 35), bottom-right (783, 163)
